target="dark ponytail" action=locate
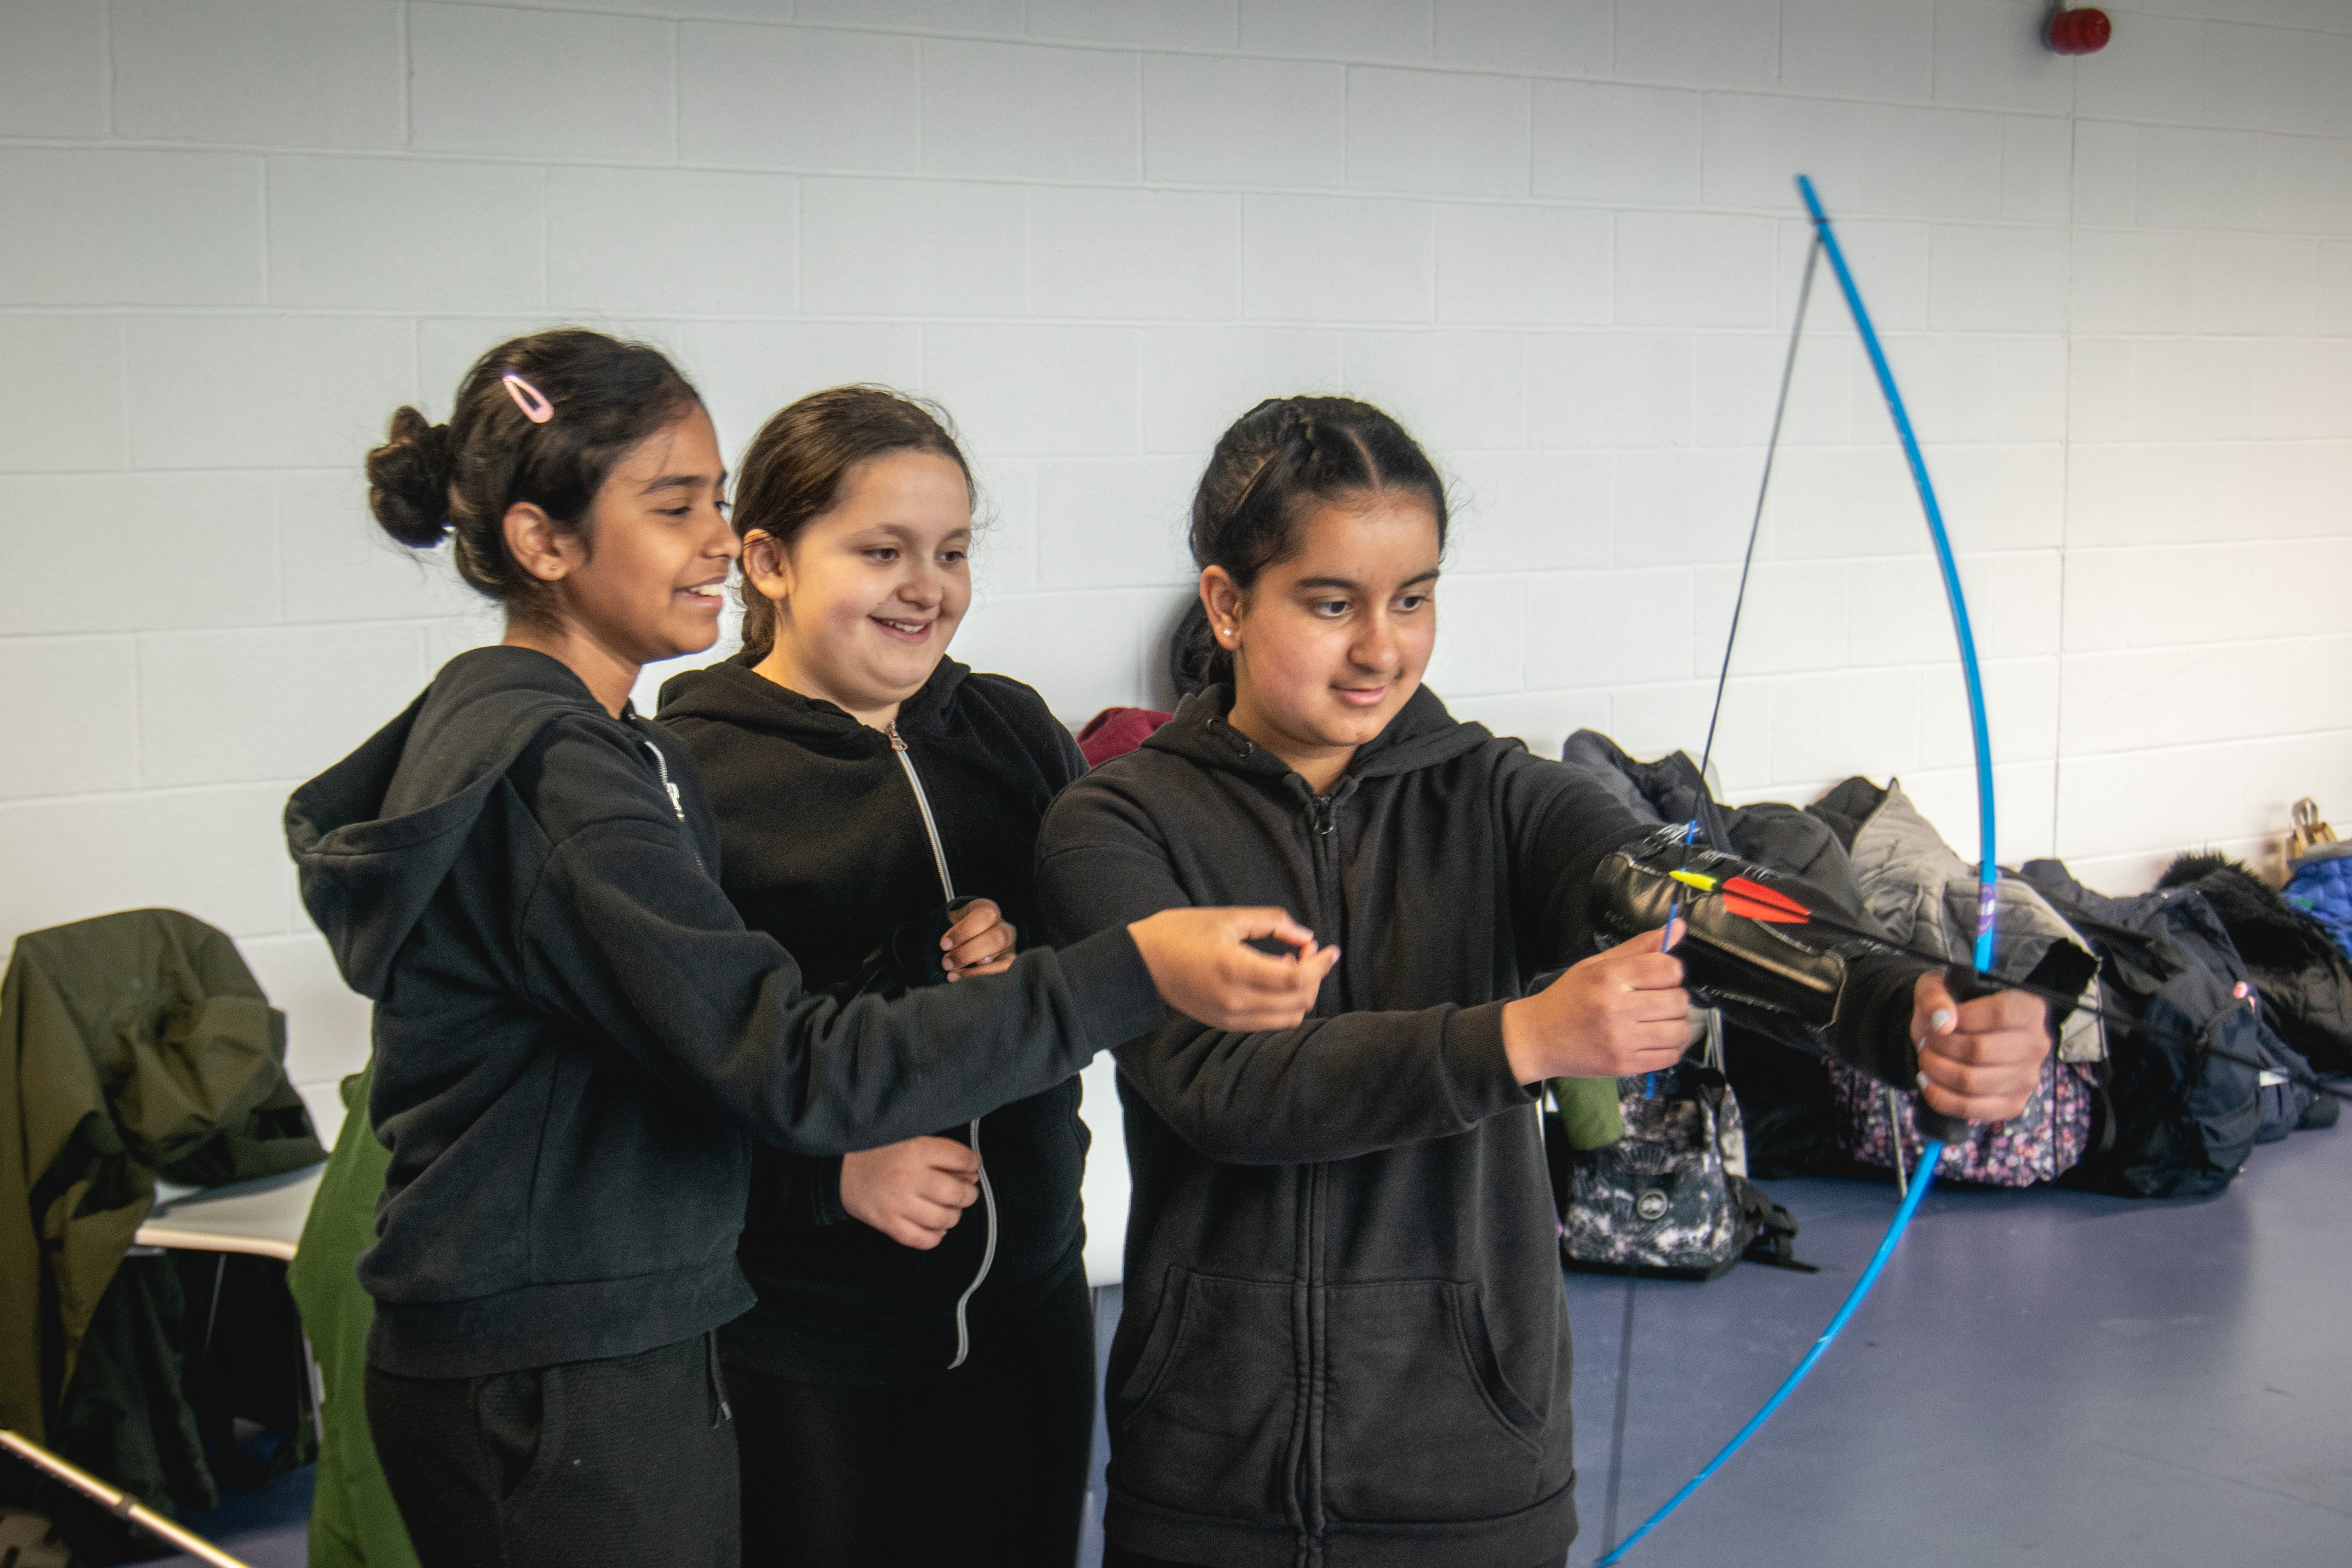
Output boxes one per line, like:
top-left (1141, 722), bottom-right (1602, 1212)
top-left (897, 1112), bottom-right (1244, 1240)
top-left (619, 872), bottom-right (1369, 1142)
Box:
top-left (1180, 395), bottom-right (1448, 687)
top-left (728, 385), bottom-right (973, 664)
top-left (365, 329), bottom-right (702, 623)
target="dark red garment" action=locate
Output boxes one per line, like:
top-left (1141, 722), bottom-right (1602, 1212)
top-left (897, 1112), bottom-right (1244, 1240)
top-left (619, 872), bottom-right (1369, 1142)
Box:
top-left (1076, 706), bottom-right (1172, 767)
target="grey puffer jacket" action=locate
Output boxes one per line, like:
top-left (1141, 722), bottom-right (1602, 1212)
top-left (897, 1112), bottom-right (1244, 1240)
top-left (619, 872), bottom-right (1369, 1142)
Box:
top-left (1814, 778), bottom-right (2103, 1065)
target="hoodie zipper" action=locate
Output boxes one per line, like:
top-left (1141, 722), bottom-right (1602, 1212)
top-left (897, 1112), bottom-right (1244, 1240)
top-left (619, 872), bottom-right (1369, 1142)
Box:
top-left (886, 721), bottom-right (998, 1372)
top-left (888, 722), bottom-right (956, 901)
top-left (640, 738), bottom-right (704, 873)
top-left (1295, 784), bottom-right (1348, 1548)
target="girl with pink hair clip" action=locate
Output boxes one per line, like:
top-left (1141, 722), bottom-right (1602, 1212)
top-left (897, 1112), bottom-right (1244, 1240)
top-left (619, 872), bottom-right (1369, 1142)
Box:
top-left (285, 330), bottom-right (1337, 1568)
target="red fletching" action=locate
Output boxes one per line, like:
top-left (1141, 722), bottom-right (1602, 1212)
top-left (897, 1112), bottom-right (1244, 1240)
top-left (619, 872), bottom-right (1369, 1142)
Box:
top-left (1720, 876), bottom-right (1813, 924)
top-left (1723, 876), bottom-right (1808, 916)
top-left (1723, 891), bottom-right (1807, 924)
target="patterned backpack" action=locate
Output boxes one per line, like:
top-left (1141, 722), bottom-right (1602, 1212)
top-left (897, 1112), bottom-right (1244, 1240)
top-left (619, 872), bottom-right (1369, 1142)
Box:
top-left (1828, 1053), bottom-right (2100, 1188)
top-left (1557, 1015), bottom-right (1814, 1281)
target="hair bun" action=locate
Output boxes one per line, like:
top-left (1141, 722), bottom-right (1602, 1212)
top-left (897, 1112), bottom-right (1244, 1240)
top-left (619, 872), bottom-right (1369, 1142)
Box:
top-left (366, 406), bottom-right (455, 548)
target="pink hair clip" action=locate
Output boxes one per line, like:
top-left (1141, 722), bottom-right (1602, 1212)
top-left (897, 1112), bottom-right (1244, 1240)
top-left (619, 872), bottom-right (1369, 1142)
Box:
top-left (502, 372), bottom-right (554, 424)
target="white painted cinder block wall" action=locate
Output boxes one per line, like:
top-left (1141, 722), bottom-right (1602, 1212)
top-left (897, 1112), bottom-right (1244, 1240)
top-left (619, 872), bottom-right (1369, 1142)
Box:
top-left (3, 0), bottom-right (2348, 1100)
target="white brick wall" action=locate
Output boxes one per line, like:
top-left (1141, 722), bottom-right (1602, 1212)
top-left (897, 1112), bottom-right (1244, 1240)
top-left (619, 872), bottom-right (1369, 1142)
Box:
top-left (4, 0), bottom-right (2349, 1082)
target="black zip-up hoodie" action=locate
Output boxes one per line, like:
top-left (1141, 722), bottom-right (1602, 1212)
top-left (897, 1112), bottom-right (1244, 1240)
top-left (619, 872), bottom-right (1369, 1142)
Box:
top-left (284, 647), bottom-right (1162, 1380)
top-left (657, 652), bottom-right (1091, 1385)
top-left (1035, 685), bottom-right (1926, 1568)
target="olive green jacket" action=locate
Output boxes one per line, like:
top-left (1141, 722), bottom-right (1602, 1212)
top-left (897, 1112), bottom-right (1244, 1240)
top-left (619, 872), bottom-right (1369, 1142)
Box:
top-left (0, 909), bottom-right (324, 1444)
top-left (286, 1066), bottom-right (421, 1568)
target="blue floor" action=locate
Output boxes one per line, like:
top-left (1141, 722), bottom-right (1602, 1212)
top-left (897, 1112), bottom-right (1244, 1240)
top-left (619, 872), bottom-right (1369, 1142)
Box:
top-left (146, 1122), bottom-right (2352, 1568)
top-left (1566, 1121), bottom-right (2352, 1567)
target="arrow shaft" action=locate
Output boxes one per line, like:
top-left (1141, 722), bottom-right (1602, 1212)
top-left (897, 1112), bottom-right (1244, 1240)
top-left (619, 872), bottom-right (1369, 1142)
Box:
top-left (1773, 904), bottom-right (2352, 1105)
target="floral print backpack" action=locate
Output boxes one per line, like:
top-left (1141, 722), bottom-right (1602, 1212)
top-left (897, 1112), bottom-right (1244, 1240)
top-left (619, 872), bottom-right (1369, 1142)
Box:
top-left (1828, 1053), bottom-right (2099, 1189)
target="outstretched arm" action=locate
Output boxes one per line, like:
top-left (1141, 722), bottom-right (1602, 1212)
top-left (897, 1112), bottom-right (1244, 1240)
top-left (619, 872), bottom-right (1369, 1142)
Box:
top-left (1035, 798), bottom-right (1538, 1167)
top-left (1584, 829), bottom-right (2053, 1123)
top-left (516, 726), bottom-right (1328, 1157)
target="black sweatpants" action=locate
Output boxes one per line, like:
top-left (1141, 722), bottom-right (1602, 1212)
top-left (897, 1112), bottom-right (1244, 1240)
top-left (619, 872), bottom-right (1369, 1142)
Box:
top-left (366, 1332), bottom-right (738, 1568)
top-left (728, 1265), bottom-right (1096, 1567)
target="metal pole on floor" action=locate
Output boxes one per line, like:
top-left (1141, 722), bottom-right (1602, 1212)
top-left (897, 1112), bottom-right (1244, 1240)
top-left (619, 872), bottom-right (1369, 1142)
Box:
top-left (1885, 1086), bottom-right (1909, 1198)
top-left (0, 1429), bottom-right (255, 1568)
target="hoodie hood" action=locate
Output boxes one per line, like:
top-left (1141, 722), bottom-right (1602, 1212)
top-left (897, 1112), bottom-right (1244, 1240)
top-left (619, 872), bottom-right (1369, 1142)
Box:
top-left (1142, 681), bottom-right (1493, 788)
top-left (285, 647), bottom-right (610, 1001)
top-left (655, 651), bottom-right (972, 757)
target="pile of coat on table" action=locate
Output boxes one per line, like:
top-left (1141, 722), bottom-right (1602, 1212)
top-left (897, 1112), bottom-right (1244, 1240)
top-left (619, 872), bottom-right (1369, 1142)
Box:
top-left (1560, 732), bottom-right (2351, 1204)
top-left (0, 910), bottom-right (328, 1561)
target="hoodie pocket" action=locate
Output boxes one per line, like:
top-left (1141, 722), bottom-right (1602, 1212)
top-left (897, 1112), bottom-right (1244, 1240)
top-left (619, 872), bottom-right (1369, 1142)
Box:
top-left (1111, 1270), bottom-right (1299, 1524)
top-left (1321, 1280), bottom-right (1548, 1523)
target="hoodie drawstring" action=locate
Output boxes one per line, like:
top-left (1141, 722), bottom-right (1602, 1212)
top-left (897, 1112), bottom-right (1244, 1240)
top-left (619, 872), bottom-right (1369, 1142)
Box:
top-left (885, 722), bottom-right (1000, 1371)
top-left (705, 1330), bottom-right (731, 1428)
top-left (641, 737), bottom-right (705, 874)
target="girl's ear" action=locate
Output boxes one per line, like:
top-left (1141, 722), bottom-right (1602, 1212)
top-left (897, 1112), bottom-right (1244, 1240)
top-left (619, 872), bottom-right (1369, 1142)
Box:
top-left (502, 502), bottom-right (576, 583)
top-left (1200, 567), bottom-right (1245, 650)
top-left (741, 530), bottom-right (792, 603)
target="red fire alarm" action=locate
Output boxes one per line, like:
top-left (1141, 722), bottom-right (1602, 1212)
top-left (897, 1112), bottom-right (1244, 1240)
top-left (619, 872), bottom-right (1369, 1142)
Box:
top-left (2046, 6), bottom-right (2111, 55)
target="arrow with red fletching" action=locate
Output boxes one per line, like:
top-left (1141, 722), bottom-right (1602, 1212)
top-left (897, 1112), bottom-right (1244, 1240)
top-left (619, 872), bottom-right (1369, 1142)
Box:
top-left (1664, 864), bottom-right (2352, 1104)
top-left (1722, 876), bottom-right (1809, 924)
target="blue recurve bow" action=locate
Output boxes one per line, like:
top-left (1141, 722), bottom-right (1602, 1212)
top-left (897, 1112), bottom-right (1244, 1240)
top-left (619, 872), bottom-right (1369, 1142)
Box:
top-left (1597, 173), bottom-right (2001, 1565)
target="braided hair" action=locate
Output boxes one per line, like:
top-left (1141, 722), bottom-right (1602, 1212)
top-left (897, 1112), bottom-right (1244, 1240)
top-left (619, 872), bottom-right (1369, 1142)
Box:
top-left (1179, 396), bottom-right (1448, 688)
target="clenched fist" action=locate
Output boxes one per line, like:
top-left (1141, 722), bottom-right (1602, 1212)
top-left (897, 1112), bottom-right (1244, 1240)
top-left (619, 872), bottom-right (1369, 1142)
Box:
top-left (840, 1135), bottom-right (981, 1250)
top-left (1910, 975), bottom-right (2050, 1124)
top-left (940, 898), bottom-right (1016, 980)
top-left (1501, 928), bottom-right (1692, 1086)
top-left (1126, 907), bottom-right (1339, 1032)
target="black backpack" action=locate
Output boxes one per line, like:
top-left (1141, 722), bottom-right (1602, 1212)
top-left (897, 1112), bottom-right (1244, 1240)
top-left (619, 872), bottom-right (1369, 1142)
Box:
top-left (2159, 853), bottom-right (2352, 1080)
top-left (2021, 861), bottom-right (2315, 1198)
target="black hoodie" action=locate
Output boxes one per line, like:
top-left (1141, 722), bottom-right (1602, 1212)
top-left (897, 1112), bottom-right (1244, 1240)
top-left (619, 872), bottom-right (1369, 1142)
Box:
top-left (284, 647), bottom-right (1161, 1379)
top-left (657, 653), bottom-right (1091, 1384)
top-left (1035, 685), bottom-right (1926, 1568)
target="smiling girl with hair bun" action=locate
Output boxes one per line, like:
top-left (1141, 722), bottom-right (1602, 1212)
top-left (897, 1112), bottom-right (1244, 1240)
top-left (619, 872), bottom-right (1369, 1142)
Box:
top-left (285, 336), bottom-right (1338, 1568)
